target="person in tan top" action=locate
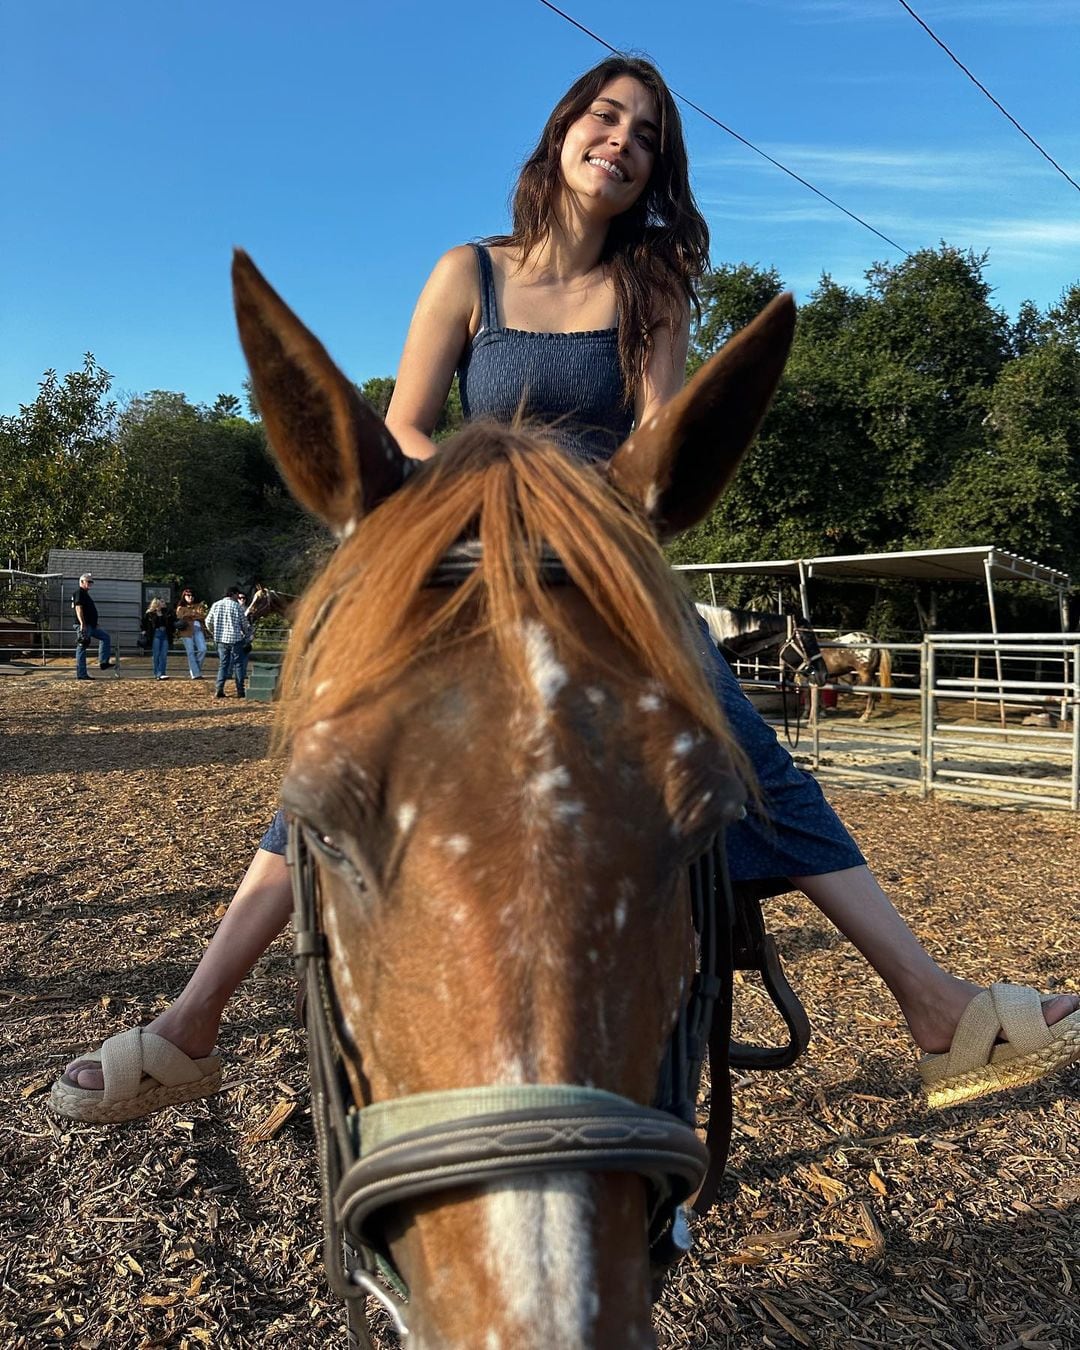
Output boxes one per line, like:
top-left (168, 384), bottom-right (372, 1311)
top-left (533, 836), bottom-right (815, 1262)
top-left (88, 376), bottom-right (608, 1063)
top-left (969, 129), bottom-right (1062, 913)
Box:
top-left (174, 586), bottom-right (208, 679)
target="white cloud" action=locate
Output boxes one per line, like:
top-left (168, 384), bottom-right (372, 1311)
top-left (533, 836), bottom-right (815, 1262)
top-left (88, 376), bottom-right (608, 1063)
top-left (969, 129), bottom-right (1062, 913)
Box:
top-left (695, 144), bottom-right (1061, 194)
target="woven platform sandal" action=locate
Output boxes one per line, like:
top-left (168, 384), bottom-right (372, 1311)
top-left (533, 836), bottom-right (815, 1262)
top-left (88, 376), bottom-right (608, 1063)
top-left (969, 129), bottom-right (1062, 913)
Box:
top-left (50, 1027), bottom-right (222, 1124)
top-left (920, 983), bottom-right (1080, 1109)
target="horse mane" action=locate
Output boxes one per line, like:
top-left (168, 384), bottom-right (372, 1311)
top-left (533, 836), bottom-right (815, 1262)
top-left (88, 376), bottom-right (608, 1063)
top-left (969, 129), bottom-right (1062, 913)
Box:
top-left (276, 423), bottom-right (749, 783)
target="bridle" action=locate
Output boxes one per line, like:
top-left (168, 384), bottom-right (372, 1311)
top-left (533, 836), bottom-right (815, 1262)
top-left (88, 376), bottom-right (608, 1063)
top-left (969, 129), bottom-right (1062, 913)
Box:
top-left (290, 820), bottom-right (738, 1345)
top-left (287, 543), bottom-right (804, 1345)
top-left (777, 614), bottom-right (822, 749)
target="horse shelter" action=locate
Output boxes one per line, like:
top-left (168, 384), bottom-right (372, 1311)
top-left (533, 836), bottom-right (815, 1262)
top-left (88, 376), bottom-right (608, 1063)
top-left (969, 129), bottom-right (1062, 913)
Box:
top-left (677, 545), bottom-right (1078, 812)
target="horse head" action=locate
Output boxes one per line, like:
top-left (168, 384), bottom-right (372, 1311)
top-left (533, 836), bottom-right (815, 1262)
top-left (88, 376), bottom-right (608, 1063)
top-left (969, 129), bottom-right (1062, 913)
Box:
top-left (244, 584), bottom-right (271, 622)
top-left (779, 612), bottom-right (828, 687)
top-left (233, 249), bottom-right (794, 1349)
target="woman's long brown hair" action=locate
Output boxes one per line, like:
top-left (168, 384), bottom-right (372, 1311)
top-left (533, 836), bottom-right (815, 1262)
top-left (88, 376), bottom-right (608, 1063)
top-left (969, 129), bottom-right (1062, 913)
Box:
top-left (487, 56), bottom-right (710, 406)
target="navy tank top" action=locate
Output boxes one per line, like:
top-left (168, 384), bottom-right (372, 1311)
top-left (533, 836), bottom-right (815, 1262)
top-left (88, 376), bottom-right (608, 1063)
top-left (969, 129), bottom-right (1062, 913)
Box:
top-left (457, 244), bottom-right (634, 462)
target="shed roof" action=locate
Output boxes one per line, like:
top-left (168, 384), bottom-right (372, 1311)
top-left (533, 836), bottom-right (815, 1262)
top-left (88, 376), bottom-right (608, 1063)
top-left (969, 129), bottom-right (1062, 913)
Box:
top-left (676, 546), bottom-right (1070, 590)
top-left (46, 549), bottom-right (144, 582)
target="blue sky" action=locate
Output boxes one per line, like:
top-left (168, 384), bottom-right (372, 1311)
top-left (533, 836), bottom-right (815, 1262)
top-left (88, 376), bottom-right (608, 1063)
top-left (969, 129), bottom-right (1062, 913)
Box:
top-left (2, 0), bottom-right (1078, 415)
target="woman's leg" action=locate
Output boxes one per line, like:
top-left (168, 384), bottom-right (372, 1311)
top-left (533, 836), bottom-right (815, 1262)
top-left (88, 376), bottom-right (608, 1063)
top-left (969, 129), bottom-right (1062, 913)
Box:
top-left (195, 629), bottom-right (207, 674)
top-left (699, 624), bottom-right (1078, 1053)
top-left (66, 848), bottom-right (293, 1089)
top-left (182, 635), bottom-right (197, 677)
top-left (794, 866), bottom-right (1077, 1054)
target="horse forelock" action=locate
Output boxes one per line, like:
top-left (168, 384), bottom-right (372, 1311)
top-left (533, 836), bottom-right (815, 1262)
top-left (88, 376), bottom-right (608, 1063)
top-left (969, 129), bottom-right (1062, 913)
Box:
top-left (276, 423), bottom-right (747, 782)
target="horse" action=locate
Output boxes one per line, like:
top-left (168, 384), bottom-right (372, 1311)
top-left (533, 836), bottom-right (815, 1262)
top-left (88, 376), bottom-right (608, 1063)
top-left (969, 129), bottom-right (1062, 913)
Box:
top-left (245, 582), bottom-right (298, 624)
top-left (820, 631), bottom-right (893, 720)
top-left (233, 249), bottom-right (795, 1349)
top-left (695, 603), bottom-right (827, 687)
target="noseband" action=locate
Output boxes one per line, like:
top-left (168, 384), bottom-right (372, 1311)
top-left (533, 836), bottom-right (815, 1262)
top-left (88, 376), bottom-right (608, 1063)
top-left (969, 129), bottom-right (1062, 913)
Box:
top-left (288, 543), bottom-right (740, 1345)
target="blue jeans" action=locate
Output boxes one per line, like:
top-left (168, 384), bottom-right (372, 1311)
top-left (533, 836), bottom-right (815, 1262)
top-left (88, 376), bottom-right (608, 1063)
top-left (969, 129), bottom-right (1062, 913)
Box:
top-left (237, 642), bottom-right (250, 685)
top-left (216, 641), bottom-right (245, 694)
top-left (75, 626), bottom-right (111, 678)
top-left (152, 628), bottom-right (169, 677)
top-left (182, 629), bottom-right (207, 677)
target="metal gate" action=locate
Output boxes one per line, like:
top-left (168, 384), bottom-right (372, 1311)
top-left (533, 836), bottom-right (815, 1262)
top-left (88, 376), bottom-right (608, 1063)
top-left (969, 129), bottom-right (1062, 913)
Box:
top-left (762, 634), bottom-right (1080, 812)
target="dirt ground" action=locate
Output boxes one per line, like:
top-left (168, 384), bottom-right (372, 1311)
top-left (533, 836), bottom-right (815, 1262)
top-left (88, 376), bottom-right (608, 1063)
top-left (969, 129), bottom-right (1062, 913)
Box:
top-left (1, 670), bottom-right (1078, 1349)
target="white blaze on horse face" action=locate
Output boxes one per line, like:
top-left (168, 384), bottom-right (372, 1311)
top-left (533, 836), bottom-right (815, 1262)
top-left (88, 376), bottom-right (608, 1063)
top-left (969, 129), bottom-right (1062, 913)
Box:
top-left (532, 765), bottom-right (571, 795)
top-left (522, 620), bottom-right (568, 709)
top-left (397, 802), bottom-right (417, 834)
top-left (483, 1175), bottom-right (596, 1348)
top-left (443, 833), bottom-right (471, 857)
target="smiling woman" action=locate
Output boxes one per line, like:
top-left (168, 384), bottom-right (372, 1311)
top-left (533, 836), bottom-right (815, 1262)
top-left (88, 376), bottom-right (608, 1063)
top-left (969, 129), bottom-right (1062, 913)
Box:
top-left (49, 49), bottom-right (1080, 1350)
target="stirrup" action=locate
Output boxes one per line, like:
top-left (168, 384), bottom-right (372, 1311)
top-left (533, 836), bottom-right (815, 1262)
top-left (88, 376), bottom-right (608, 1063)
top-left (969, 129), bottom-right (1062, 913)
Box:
top-left (729, 885), bottom-right (811, 1070)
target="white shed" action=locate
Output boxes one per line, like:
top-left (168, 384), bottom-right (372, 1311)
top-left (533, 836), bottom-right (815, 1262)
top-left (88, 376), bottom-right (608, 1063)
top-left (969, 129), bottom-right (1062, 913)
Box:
top-left (46, 549), bottom-right (145, 652)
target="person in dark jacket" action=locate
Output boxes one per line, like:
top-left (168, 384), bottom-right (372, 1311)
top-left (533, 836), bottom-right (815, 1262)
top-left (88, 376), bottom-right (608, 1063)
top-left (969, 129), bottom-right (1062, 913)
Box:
top-left (141, 598), bottom-right (176, 680)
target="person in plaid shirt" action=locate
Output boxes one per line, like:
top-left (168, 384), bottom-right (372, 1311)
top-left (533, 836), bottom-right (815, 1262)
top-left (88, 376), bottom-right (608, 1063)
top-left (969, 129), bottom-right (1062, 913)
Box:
top-left (205, 585), bottom-right (252, 699)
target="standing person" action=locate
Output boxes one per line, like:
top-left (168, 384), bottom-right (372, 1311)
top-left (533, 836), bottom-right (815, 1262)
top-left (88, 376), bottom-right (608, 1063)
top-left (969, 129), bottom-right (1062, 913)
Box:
top-left (141, 598), bottom-right (175, 680)
top-left (51, 56), bottom-right (1079, 1124)
top-left (72, 573), bottom-right (112, 680)
top-left (174, 586), bottom-right (209, 679)
top-left (205, 585), bottom-right (251, 699)
top-left (235, 591), bottom-right (253, 690)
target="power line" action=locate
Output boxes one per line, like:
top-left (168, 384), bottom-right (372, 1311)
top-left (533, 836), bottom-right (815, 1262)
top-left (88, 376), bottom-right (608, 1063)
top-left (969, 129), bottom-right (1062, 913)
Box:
top-left (895, 0), bottom-right (1080, 195)
top-left (536, 0), bottom-right (911, 256)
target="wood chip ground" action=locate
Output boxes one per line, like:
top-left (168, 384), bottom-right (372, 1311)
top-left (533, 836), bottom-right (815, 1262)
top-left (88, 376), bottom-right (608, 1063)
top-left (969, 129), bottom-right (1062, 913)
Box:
top-left (1, 672), bottom-right (1077, 1348)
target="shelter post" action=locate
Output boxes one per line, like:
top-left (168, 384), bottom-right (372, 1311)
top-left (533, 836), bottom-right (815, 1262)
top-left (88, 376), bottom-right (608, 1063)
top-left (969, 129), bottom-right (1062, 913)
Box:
top-left (983, 555), bottom-right (1006, 728)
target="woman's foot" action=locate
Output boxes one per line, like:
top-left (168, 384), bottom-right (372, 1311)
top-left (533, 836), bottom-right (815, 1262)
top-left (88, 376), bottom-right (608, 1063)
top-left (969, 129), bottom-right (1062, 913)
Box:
top-left (64, 1004), bottom-right (220, 1091)
top-left (902, 975), bottom-right (1079, 1055)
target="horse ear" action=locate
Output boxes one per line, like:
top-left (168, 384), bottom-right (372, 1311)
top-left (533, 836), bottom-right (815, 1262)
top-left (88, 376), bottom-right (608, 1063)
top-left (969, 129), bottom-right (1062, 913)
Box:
top-left (607, 293), bottom-right (795, 539)
top-left (232, 249), bottom-right (409, 536)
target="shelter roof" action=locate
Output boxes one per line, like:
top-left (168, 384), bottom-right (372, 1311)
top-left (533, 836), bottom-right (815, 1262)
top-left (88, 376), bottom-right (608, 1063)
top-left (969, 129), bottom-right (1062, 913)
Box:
top-left (46, 549), bottom-right (144, 581)
top-left (676, 546), bottom-right (1070, 590)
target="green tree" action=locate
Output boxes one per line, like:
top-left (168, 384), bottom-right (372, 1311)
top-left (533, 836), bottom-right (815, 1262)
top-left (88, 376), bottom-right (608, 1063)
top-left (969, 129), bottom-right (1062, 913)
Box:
top-left (0, 355), bottom-right (118, 570)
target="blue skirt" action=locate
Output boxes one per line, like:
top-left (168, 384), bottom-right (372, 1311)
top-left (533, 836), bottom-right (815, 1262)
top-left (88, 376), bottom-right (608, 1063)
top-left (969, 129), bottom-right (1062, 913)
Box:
top-left (260, 629), bottom-right (865, 883)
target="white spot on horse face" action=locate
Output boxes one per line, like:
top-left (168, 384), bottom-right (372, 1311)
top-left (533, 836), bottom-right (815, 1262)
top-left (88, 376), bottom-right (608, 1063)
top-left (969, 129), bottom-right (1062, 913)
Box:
top-left (314, 680), bottom-right (331, 698)
top-left (522, 620), bottom-right (568, 709)
top-left (672, 732), bottom-right (694, 757)
top-left (444, 834), bottom-right (471, 857)
top-left (585, 686), bottom-right (606, 706)
top-left (397, 802), bottom-right (417, 833)
top-left (532, 765), bottom-right (571, 795)
top-left (638, 693), bottom-right (662, 712)
top-left (483, 1176), bottom-right (596, 1346)
top-left (552, 799), bottom-right (585, 823)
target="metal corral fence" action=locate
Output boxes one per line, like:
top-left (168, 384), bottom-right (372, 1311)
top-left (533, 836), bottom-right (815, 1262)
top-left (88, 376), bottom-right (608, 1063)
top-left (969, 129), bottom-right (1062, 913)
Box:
top-left (0, 622), bottom-right (293, 685)
top-left (750, 633), bottom-right (1079, 812)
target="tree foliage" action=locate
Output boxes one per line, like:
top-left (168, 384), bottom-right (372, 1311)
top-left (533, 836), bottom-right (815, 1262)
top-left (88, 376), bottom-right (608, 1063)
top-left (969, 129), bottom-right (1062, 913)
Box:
top-left (4, 247), bottom-right (1076, 632)
top-left (670, 246), bottom-right (1080, 626)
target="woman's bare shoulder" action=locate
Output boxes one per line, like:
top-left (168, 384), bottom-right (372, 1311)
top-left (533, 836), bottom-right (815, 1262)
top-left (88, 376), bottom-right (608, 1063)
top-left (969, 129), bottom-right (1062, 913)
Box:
top-left (428, 244), bottom-right (478, 285)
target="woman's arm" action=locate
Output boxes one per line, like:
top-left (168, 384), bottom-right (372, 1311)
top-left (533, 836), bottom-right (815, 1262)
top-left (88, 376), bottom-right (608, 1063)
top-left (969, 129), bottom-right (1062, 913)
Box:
top-left (384, 246), bottom-right (479, 461)
top-left (634, 305), bottom-right (691, 428)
